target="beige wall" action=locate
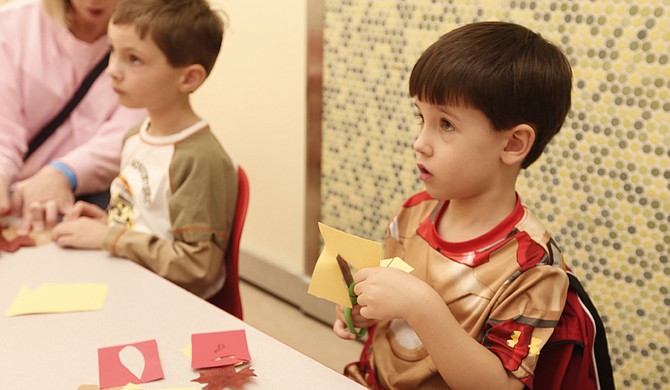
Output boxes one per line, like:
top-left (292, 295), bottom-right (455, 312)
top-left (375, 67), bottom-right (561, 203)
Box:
top-left (2, 0), bottom-right (310, 284)
top-left (194, 0), bottom-right (308, 274)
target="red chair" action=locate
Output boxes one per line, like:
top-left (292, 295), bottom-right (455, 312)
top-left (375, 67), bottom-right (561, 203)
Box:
top-left (208, 166), bottom-right (249, 319)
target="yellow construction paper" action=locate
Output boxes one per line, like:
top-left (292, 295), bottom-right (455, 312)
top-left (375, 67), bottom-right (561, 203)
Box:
top-left (381, 257), bottom-right (414, 273)
top-left (308, 223), bottom-right (415, 309)
top-left (308, 223), bottom-right (382, 308)
top-left (182, 344), bottom-right (192, 358)
top-left (6, 283), bottom-right (108, 317)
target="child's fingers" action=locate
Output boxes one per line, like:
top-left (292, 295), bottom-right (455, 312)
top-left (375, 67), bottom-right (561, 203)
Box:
top-left (353, 267), bottom-right (372, 283)
top-left (62, 201), bottom-right (88, 221)
top-left (332, 319), bottom-right (357, 340)
top-left (52, 233), bottom-right (74, 248)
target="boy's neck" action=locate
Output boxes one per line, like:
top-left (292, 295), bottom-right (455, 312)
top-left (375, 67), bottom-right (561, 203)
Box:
top-left (146, 102), bottom-right (201, 136)
top-left (436, 188), bottom-right (518, 243)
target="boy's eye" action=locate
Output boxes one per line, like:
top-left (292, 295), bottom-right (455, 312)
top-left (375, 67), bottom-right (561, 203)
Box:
top-left (413, 112), bottom-right (424, 126)
top-left (129, 55), bottom-right (142, 65)
top-left (441, 119), bottom-right (454, 131)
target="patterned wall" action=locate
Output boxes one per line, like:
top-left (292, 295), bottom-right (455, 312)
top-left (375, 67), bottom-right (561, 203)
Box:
top-left (321, 1), bottom-right (669, 388)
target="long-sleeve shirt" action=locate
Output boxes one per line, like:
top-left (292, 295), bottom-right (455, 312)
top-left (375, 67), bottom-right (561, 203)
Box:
top-left (0, 0), bottom-right (146, 194)
top-left (102, 119), bottom-right (238, 298)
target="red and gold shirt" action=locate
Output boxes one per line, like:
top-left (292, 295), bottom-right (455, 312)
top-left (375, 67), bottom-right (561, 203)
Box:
top-left (373, 192), bottom-right (569, 389)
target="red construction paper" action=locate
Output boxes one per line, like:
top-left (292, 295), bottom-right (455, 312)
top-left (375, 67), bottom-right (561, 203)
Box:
top-left (192, 364), bottom-right (257, 389)
top-left (98, 339), bottom-right (164, 389)
top-left (191, 330), bottom-right (250, 369)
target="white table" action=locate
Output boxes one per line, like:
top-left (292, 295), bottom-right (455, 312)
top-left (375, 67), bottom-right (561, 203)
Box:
top-left (0, 244), bottom-right (364, 389)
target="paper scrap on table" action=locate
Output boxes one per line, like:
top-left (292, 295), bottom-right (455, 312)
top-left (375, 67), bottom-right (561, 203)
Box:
top-left (5, 283), bottom-right (108, 317)
top-left (182, 344), bottom-right (192, 358)
top-left (78, 383), bottom-right (196, 390)
top-left (77, 384), bottom-right (196, 390)
top-left (1, 224), bottom-right (52, 246)
top-left (192, 329), bottom-right (250, 369)
top-left (307, 222), bottom-right (414, 308)
top-left (98, 340), bottom-right (164, 389)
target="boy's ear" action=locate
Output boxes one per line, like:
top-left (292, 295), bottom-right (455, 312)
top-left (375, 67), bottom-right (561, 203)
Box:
top-left (501, 124), bottom-right (535, 166)
top-left (179, 64), bottom-right (207, 94)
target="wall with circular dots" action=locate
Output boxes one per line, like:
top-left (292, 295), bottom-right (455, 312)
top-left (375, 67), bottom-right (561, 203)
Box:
top-left (320, 1), bottom-right (669, 388)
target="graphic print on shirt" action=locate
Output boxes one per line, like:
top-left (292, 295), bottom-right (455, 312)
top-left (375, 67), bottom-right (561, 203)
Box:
top-left (108, 175), bottom-right (136, 229)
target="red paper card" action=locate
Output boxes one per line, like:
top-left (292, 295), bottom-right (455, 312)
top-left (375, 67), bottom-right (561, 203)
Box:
top-left (191, 329), bottom-right (250, 369)
top-left (98, 339), bottom-right (164, 389)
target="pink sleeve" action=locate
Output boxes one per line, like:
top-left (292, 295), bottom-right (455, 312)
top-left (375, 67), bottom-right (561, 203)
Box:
top-left (58, 105), bottom-right (146, 194)
top-left (0, 18), bottom-right (29, 184)
top-left (0, 1), bottom-right (147, 193)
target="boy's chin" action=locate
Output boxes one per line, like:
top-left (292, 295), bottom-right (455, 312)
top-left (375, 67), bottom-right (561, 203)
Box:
top-left (117, 98), bottom-right (143, 109)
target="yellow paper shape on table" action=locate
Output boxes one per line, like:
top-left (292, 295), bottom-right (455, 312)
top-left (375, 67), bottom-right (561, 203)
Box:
top-left (308, 223), bottom-right (414, 308)
top-left (5, 283), bottom-right (108, 317)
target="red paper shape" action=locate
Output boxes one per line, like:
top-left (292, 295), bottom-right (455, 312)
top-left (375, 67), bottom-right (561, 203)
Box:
top-left (0, 224), bottom-right (35, 253)
top-left (192, 364), bottom-right (256, 390)
top-left (98, 339), bottom-right (164, 389)
top-left (192, 330), bottom-right (250, 369)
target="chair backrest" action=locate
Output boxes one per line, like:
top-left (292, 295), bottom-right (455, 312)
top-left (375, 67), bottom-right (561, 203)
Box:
top-left (208, 165), bottom-right (249, 319)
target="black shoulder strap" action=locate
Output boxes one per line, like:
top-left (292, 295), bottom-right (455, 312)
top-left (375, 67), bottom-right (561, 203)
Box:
top-left (24, 51), bottom-right (111, 161)
top-left (567, 273), bottom-right (616, 390)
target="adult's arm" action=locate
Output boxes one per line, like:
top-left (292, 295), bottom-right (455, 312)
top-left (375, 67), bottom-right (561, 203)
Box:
top-left (56, 104), bottom-right (146, 195)
top-left (0, 29), bottom-right (29, 188)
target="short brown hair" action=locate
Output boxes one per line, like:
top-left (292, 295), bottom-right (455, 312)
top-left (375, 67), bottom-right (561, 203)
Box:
top-left (111, 0), bottom-right (225, 75)
top-left (409, 21), bottom-right (572, 168)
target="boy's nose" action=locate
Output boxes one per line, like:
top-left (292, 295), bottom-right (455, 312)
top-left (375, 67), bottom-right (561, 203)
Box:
top-left (413, 128), bottom-right (431, 156)
top-left (105, 56), bottom-right (120, 79)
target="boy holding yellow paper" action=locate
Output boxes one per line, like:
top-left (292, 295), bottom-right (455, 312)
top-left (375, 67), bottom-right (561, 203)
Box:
top-left (333, 22), bottom-right (572, 390)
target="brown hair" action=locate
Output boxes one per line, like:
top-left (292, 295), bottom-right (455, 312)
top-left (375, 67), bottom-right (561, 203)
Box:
top-left (111, 0), bottom-right (226, 75)
top-left (409, 21), bottom-right (572, 168)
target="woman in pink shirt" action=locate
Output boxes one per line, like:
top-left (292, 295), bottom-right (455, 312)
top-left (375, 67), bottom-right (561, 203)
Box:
top-left (0, 0), bottom-right (145, 233)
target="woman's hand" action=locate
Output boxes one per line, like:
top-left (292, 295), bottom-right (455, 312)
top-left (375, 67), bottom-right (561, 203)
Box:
top-left (0, 177), bottom-right (11, 216)
top-left (62, 201), bottom-right (107, 221)
top-left (11, 166), bottom-right (75, 234)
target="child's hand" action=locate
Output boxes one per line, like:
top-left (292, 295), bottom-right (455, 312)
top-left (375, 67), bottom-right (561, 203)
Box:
top-left (52, 217), bottom-right (108, 249)
top-left (354, 267), bottom-right (435, 322)
top-left (333, 304), bottom-right (377, 340)
top-left (61, 201), bottom-right (107, 221)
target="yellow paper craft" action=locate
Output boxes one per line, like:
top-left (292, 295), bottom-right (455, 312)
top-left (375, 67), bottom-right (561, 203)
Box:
top-left (381, 257), bottom-right (414, 273)
top-left (182, 344), bottom-right (192, 358)
top-left (308, 223), bottom-right (382, 308)
top-left (308, 223), bottom-right (415, 309)
top-left (6, 283), bottom-right (108, 317)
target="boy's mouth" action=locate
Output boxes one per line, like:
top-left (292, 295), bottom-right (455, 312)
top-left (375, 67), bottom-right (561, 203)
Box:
top-left (417, 164), bottom-right (432, 180)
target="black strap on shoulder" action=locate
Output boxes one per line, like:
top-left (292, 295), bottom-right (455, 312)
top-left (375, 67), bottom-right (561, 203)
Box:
top-left (24, 51), bottom-right (111, 161)
top-left (567, 273), bottom-right (616, 390)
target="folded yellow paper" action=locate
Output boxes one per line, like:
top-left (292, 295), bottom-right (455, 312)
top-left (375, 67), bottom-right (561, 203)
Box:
top-left (6, 283), bottom-right (108, 317)
top-left (308, 223), bottom-right (413, 308)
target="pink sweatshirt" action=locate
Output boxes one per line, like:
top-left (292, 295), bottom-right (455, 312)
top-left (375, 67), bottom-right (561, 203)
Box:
top-left (0, 0), bottom-right (146, 194)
